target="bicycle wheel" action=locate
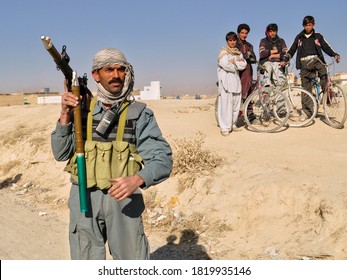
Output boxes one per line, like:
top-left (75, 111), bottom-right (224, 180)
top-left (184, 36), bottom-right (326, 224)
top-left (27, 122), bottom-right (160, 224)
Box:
top-left (273, 89), bottom-right (290, 125)
top-left (323, 84), bottom-right (347, 128)
top-left (244, 89), bottom-right (288, 133)
top-left (284, 86), bottom-right (318, 127)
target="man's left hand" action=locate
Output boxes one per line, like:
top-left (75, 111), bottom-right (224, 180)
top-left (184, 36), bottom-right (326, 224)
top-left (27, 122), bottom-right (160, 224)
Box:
top-left (108, 175), bottom-right (144, 201)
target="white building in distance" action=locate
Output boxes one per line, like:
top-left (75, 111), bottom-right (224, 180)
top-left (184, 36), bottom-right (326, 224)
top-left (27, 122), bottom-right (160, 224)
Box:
top-left (138, 81), bottom-right (161, 100)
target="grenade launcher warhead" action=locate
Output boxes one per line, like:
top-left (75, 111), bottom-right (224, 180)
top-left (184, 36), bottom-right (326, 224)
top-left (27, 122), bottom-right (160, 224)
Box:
top-left (41, 35), bottom-right (73, 89)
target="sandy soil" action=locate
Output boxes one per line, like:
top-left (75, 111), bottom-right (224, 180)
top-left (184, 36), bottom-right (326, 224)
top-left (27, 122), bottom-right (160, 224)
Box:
top-left (0, 97), bottom-right (346, 260)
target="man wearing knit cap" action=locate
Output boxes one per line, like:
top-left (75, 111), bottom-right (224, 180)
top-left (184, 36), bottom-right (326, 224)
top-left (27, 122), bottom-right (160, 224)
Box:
top-left (51, 48), bottom-right (173, 260)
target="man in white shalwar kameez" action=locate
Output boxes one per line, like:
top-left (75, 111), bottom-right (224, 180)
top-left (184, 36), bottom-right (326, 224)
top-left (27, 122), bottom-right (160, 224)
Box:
top-left (217, 32), bottom-right (247, 136)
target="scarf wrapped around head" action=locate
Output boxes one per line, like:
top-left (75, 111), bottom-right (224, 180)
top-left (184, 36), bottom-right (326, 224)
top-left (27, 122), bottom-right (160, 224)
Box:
top-left (92, 48), bottom-right (134, 104)
top-left (266, 23), bottom-right (280, 43)
top-left (218, 45), bottom-right (241, 62)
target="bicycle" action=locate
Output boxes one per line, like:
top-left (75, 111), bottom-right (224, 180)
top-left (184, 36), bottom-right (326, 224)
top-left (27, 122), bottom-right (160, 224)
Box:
top-left (308, 57), bottom-right (347, 129)
top-left (278, 62), bottom-right (318, 127)
top-left (243, 62), bottom-right (290, 133)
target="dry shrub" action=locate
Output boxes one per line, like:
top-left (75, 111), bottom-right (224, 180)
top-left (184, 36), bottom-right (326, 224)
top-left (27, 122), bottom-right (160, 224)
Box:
top-left (171, 134), bottom-right (223, 193)
top-left (177, 176), bottom-right (196, 194)
top-left (172, 134), bottom-right (221, 175)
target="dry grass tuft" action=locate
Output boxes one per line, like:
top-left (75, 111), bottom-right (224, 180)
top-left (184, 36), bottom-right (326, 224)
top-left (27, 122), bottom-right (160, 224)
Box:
top-left (172, 133), bottom-right (221, 175)
top-left (171, 133), bottom-right (224, 193)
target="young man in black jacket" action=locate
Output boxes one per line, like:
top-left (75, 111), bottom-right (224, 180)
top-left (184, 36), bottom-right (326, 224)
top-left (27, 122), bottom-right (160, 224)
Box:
top-left (286, 15), bottom-right (340, 95)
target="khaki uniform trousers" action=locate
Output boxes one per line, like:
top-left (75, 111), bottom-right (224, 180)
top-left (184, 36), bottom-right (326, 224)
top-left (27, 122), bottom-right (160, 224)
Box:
top-left (68, 184), bottom-right (150, 260)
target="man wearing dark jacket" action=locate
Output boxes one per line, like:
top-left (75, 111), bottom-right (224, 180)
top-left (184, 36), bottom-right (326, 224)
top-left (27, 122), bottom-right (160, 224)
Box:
top-left (236, 23), bottom-right (257, 122)
top-left (286, 15), bottom-right (340, 94)
top-left (259, 23), bottom-right (288, 88)
top-left (236, 23), bottom-right (257, 101)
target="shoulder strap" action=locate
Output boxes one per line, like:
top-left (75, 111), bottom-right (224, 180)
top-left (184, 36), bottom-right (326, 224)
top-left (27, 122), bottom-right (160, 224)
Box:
top-left (116, 102), bottom-right (129, 142)
top-left (87, 98), bottom-right (97, 141)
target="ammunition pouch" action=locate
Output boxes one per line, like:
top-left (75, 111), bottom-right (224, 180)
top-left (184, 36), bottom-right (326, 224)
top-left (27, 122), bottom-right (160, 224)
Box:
top-left (64, 140), bottom-right (143, 189)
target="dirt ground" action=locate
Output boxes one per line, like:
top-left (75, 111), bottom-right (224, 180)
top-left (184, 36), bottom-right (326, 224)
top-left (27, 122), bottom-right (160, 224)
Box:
top-left (0, 97), bottom-right (346, 260)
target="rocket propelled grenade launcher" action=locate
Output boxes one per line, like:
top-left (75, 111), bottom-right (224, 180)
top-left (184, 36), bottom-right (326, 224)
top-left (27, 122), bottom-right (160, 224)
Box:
top-left (71, 71), bottom-right (88, 213)
top-left (41, 35), bottom-right (89, 213)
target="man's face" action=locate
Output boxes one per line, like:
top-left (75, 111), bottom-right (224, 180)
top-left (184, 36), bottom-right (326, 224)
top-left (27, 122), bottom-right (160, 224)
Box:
top-left (268, 29), bottom-right (277, 39)
top-left (227, 38), bottom-right (237, 48)
top-left (238, 29), bottom-right (249, 41)
top-left (92, 64), bottom-right (126, 94)
top-left (304, 22), bottom-right (314, 34)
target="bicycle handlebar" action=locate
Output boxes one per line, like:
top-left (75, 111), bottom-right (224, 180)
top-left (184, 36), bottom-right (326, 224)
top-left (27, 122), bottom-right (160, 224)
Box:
top-left (255, 61), bottom-right (268, 73)
top-left (283, 53), bottom-right (291, 62)
top-left (307, 56), bottom-right (334, 68)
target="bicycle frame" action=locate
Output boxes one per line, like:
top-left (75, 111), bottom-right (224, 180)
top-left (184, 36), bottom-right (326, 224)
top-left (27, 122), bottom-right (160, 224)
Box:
top-left (243, 61), bottom-right (290, 132)
top-left (307, 57), bottom-right (347, 128)
top-left (279, 62), bottom-right (318, 127)
top-left (308, 58), bottom-right (335, 103)
top-left (244, 64), bottom-right (270, 117)
top-left (310, 77), bottom-right (322, 103)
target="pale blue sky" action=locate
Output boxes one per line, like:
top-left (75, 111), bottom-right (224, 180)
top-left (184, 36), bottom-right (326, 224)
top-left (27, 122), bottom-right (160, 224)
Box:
top-left (0, 0), bottom-right (346, 95)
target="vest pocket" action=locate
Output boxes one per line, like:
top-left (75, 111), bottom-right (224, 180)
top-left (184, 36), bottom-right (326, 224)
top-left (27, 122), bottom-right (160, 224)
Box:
top-left (84, 140), bottom-right (97, 187)
top-left (95, 142), bottom-right (113, 189)
top-left (112, 141), bottom-right (130, 178)
top-left (128, 145), bottom-right (144, 176)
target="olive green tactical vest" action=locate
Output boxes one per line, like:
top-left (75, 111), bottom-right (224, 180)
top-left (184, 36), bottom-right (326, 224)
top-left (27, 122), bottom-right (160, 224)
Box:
top-left (65, 98), bottom-right (144, 189)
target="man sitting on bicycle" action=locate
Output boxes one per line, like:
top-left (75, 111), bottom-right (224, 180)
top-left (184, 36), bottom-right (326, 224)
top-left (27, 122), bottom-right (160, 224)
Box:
top-left (286, 15), bottom-right (340, 99)
top-left (259, 23), bottom-right (288, 89)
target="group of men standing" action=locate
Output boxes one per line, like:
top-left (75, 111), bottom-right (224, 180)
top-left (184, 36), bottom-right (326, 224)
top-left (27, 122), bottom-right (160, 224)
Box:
top-left (217, 15), bottom-right (341, 136)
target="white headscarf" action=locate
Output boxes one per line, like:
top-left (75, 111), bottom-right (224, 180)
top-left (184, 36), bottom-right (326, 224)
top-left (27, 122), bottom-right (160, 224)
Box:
top-left (92, 48), bottom-right (134, 104)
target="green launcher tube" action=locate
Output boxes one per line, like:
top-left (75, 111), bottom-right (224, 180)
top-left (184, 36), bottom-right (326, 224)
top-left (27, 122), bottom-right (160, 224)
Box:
top-left (76, 154), bottom-right (88, 213)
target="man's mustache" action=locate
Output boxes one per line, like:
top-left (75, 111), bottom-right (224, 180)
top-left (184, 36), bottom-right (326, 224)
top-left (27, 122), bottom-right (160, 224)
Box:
top-left (108, 78), bottom-right (123, 84)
